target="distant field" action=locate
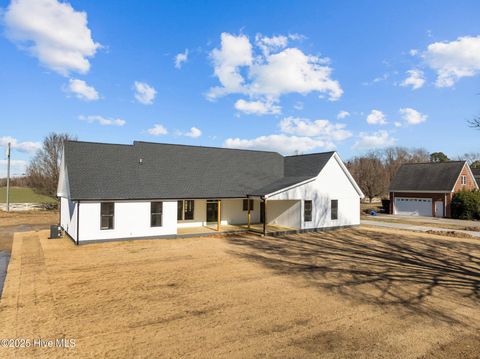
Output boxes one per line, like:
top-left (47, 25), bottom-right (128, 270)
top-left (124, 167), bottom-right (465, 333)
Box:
top-left (0, 187), bottom-right (56, 204)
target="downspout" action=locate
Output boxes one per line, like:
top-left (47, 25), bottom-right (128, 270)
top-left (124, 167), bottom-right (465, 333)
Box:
top-left (262, 197), bottom-right (267, 236)
top-left (247, 200), bottom-right (251, 230)
top-left (444, 194), bottom-right (447, 218)
top-left (58, 196), bottom-right (61, 226)
top-left (76, 200), bottom-right (80, 245)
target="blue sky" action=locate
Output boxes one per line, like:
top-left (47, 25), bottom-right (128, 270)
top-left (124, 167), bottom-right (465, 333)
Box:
top-left (1, 0), bottom-right (479, 176)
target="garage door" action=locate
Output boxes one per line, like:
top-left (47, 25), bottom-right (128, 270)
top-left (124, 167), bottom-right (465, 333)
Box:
top-left (394, 197), bottom-right (432, 216)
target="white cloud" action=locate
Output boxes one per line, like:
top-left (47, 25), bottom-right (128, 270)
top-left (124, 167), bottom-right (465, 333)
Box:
top-left (184, 127), bottom-right (202, 138)
top-left (223, 114), bottom-right (352, 154)
top-left (133, 81), bottom-right (157, 105)
top-left (66, 78), bottom-right (99, 101)
top-left (224, 134), bottom-right (332, 154)
top-left (399, 108), bottom-right (427, 125)
top-left (409, 49), bottom-right (418, 56)
top-left (0, 136), bottom-right (41, 153)
top-left (255, 34), bottom-right (289, 56)
top-left (353, 130), bottom-right (396, 150)
top-left (175, 49), bottom-right (188, 69)
top-left (208, 33), bottom-right (253, 99)
top-left (248, 47), bottom-right (342, 101)
top-left (423, 35), bottom-right (480, 87)
top-left (366, 110), bottom-right (387, 125)
top-left (279, 117), bottom-right (352, 141)
top-left (3, 0), bottom-right (100, 76)
top-left (400, 69), bottom-right (425, 90)
top-left (234, 99), bottom-right (281, 115)
top-left (147, 124), bottom-right (168, 136)
top-left (207, 32), bottom-right (342, 110)
top-left (337, 110), bottom-right (350, 119)
top-left (79, 115), bottom-right (125, 126)
top-left (0, 159), bottom-right (29, 177)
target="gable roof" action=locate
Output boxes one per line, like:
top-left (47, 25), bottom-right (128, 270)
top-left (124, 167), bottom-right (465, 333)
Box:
top-left (63, 140), bottom-right (337, 200)
top-left (389, 161), bottom-right (467, 192)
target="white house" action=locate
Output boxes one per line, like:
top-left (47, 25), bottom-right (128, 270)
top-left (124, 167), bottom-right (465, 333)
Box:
top-left (58, 140), bottom-right (364, 244)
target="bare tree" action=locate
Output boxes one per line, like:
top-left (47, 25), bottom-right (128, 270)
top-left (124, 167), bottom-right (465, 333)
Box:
top-left (455, 152), bottom-right (480, 165)
top-left (468, 116), bottom-right (480, 129)
top-left (26, 133), bottom-right (76, 197)
top-left (348, 146), bottom-right (430, 202)
top-left (348, 154), bottom-right (388, 202)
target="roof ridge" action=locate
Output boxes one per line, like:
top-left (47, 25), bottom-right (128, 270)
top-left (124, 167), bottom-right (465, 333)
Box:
top-left (284, 151), bottom-right (336, 158)
top-left (133, 140), bottom-right (282, 155)
top-left (401, 161), bottom-right (466, 165)
top-left (65, 140), bottom-right (133, 147)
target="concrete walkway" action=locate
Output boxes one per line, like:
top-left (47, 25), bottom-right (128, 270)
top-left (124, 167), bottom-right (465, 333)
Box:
top-left (362, 219), bottom-right (480, 238)
top-left (0, 251), bottom-right (10, 296)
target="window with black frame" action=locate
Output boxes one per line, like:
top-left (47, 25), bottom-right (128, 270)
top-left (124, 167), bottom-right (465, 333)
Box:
top-left (151, 201), bottom-right (163, 227)
top-left (304, 200), bottom-right (312, 222)
top-left (100, 202), bottom-right (114, 230)
top-left (184, 200), bottom-right (194, 220)
top-left (243, 199), bottom-right (254, 211)
top-left (177, 200), bottom-right (183, 220)
top-left (331, 199), bottom-right (338, 220)
top-left (177, 200), bottom-right (194, 220)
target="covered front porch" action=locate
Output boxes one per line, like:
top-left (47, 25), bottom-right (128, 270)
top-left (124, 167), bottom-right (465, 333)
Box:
top-left (176, 198), bottom-right (301, 236)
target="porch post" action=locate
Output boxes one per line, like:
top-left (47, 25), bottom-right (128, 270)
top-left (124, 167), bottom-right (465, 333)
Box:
top-left (217, 200), bottom-right (221, 231)
top-left (262, 198), bottom-right (267, 236)
top-left (247, 199), bottom-right (251, 229)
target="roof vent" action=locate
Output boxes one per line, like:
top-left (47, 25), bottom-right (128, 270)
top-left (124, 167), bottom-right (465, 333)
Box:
top-left (139, 158), bottom-right (143, 164)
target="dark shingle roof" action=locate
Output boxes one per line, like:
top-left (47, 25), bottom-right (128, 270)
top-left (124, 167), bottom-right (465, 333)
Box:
top-left (64, 141), bottom-right (335, 200)
top-left (284, 152), bottom-right (335, 177)
top-left (472, 168), bottom-right (480, 184)
top-left (247, 176), bottom-right (314, 196)
top-left (389, 161), bottom-right (466, 192)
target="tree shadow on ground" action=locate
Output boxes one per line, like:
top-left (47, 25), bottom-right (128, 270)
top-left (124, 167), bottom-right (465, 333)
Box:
top-left (226, 228), bottom-right (480, 325)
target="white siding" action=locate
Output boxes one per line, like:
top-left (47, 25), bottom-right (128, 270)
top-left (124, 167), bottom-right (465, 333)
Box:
top-left (78, 200), bottom-right (177, 242)
top-left (221, 199), bottom-right (261, 225)
top-left (60, 197), bottom-right (78, 241)
top-left (266, 200), bottom-right (301, 229)
top-left (268, 156), bottom-right (361, 229)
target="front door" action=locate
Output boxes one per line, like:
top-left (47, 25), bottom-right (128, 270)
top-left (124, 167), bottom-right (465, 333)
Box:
top-left (206, 200), bottom-right (218, 222)
top-left (435, 201), bottom-right (444, 218)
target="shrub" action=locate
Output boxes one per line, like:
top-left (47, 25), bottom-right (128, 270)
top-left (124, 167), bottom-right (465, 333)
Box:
top-left (451, 190), bottom-right (480, 220)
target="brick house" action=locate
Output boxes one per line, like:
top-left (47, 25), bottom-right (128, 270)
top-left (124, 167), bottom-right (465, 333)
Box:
top-left (389, 161), bottom-right (478, 218)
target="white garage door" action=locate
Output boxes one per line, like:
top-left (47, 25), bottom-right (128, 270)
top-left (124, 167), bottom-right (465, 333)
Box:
top-left (394, 197), bottom-right (432, 216)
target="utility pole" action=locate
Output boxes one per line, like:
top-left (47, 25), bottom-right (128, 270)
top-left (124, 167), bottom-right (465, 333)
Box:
top-left (6, 142), bottom-right (10, 212)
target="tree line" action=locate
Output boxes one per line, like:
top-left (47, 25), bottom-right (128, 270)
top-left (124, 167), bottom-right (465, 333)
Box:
top-left (346, 147), bottom-right (480, 202)
top-left (3, 132), bottom-right (479, 202)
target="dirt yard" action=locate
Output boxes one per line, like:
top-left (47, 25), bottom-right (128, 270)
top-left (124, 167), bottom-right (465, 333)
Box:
top-left (0, 226), bottom-right (479, 358)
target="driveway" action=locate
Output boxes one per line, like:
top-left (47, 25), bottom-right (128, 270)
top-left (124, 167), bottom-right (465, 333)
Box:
top-left (362, 219), bottom-right (480, 238)
top-left (375, 214), bottom-right (480, 228)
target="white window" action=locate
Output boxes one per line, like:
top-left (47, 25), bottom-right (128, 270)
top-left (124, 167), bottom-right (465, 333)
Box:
top-left (101, 202), bottom-right (114, 230)
top-left (461, 175), bottom-right (467, 185)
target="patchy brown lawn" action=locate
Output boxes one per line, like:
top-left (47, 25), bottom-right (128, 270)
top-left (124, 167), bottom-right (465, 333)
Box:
top-left (0, 226), bottom-right (479, 358)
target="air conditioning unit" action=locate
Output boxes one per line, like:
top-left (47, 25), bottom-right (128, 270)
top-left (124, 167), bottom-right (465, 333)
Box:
top-left (49, 225), bottom-right (62, 239)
